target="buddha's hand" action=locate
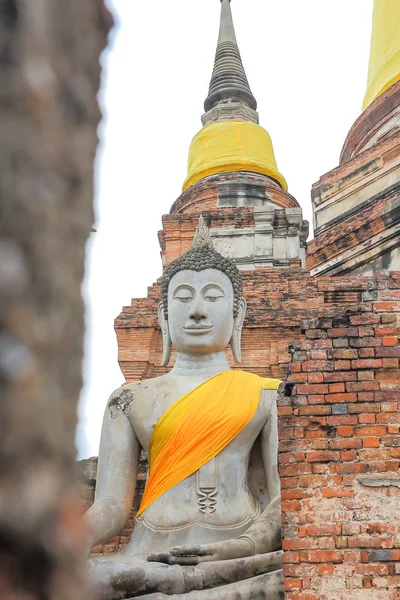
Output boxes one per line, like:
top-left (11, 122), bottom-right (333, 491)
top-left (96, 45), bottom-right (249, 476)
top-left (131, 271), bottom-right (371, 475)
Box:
top-left (147, 537), bottom-right (255, 566)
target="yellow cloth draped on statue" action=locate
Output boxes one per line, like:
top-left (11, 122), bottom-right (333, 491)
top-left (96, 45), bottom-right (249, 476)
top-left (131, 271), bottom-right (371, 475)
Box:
top-left (136, 370), bottom-right (281, 517)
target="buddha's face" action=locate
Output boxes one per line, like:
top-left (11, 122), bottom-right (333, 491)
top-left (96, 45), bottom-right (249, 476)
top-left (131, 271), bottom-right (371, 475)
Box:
top-left (167, 269), bottom-right (235, 355)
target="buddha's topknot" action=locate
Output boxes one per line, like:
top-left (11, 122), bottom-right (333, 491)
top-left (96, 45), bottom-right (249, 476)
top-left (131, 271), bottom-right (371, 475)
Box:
top-left (161, 216), bottom-right (243, 319)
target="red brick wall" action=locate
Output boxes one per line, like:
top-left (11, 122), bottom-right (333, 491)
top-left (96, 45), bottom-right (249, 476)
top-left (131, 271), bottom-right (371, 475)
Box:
top-left (115, 270), bottom-right (379, 384)
top-left (278, 273), bottom-right (400, 599)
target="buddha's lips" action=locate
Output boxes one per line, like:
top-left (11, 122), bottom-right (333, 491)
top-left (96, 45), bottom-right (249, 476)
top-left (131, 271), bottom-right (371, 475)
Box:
top-left (183, 325), bottom-right (214, 334)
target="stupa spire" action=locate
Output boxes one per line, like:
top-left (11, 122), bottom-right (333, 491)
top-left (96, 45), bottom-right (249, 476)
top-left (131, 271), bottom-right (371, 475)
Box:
top-left (204, 0), bottom-right (257, 115)
top-left (182, 0), bottom-right (287, 193)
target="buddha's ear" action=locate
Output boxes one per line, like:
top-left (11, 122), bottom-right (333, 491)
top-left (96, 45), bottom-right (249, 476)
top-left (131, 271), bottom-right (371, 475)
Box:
top-left (231, 297), bottom-right (246, 363)
top-left (158, 302), bottom-right (172, 367)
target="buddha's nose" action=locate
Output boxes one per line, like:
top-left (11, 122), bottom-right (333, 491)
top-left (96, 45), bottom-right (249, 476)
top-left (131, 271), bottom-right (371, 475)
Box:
top-left (189, 296), bottom-right (206, 320)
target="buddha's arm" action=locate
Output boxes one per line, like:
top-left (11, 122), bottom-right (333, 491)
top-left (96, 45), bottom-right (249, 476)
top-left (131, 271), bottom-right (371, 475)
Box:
top-left (85, 388), bottom-right (140, 548)
top-left (261, 390), bottom-right (280, 501)
top-left (237, 392), bottom-right (281, 554)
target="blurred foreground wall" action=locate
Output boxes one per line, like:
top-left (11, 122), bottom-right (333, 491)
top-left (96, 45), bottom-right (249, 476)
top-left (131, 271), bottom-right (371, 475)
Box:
top-left (0, 1), bottom-right (111, 598)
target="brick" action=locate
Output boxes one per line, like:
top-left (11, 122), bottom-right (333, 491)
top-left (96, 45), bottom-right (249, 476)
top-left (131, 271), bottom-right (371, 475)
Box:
top-left (376, 327), bottom-right (399, 336)
top-left (362, 437), bottom-right (380, 449)
top-left (350, 314), bottom-right (381, 325)
top-left (329, 383), bottom-right (345, 393)
top-left (375, 391), bottom-right (400, 401)
top-left (308, 373), bottom-right (324, 384)
top-left (282, 500), bottom-right (302, 512)
top-left (340, 450), bottom-right (357, 461)
top-left (351, 359), bottom-right (383, 369)
top-left (313, 339), bottom-right (333, 349)
top-left (302, 361), bottom-right (333, 373)
top-left (283, 551), bottom-right (300, 564)
top-left (381, 313), bottom-right (397, 323)
top-left (359, 348), bottom-right (376, 358)
top-left (284, 578), bottom-right (302, 591)
top-left (280, 477), bottom-right (299, 489)
top-left (324, 371), bottom-right (357, 382)
top-left (374, 302), bottom-right (400, 312)
top-left (382, 358), bottom-right (399, 368)
top-left (332, 404), bottom-right (348, 415)
top-left (388, 424), bottom-right (400, 433)
top-left (321, 487), bottom-right (355, 498)
top-left (332, 349), bottom-right (358, 360)
top-left (349, 337), bottom-right (382, 348)
top-left (280, 464), bottom-right (313, 477)
top-left (283, 539), bottom-right (317, 551)
top-left (342, 523), bottom-right (361, 535)
top-left (297, 384), bottom-right (329, 395)
top-left (310, 350), bottom-right (327, 360)
top-left (343, 550), bottom-right (362, 563)
top-left (325, 393), bottom-right (357, 404)
top-left (306, 550), bottom-right (343, 563)
top-left (306, 451), bottom-right (340, 463)
top-left (327, 415), bottom-right (358, 425)
top-left (376, 412), bottom-right (400, 424)
top-left (298, 475), bottom-right (329, 488)
top-left (307, 524), bottom-right (341, 537)
top-left (357, 370), bottom-right (375, 380)
top-left (307, 395), bottom-right (325, 405)
top-left (330, 438), bottom-right (362, 449)
top-left (334, 360), bottom-right (351, 370)
top-left (299, 405), bottom-right (331, 415)
top-left (357, 392), bottom-right (375, 401)
top-left (337, 426), bottom-right (355, 437)
top-left (346, 381), bottom-right (379, 392)
top-left (358, 326), bottom-right (375, 337)
top-left (355, 564), bottom-right (389, 576)
top-left (332, 338), bottom-right (349, 348)
top-left (368, 550), bottom-right (400, 562)
top-left (317, 564), bottom-right (335, 575)
top-left (327, 327), bottom-right (358, 338)
top-left (359, 413), bottom-right (376, 424)
top-left (383, 336), bottom-right (399, 346)
top-left (381, 436), bottom-right (400, 447)
top-left (376, 347), bottom-right (400, 358)
top-left (355, 425), bottom-right (387, 437)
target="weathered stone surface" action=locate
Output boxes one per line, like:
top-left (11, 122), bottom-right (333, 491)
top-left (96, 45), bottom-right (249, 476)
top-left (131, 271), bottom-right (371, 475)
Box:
top-left (0, 0), bottom-right (111, 597)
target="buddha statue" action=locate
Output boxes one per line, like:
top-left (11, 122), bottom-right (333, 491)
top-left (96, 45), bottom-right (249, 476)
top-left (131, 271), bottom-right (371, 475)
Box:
top-left (85, 217), bottom-right (284, 599)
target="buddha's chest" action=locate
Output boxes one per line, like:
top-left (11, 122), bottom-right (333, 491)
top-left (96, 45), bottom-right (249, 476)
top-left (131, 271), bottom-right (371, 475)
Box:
top-left (129, 377), bottom-right (269, 454)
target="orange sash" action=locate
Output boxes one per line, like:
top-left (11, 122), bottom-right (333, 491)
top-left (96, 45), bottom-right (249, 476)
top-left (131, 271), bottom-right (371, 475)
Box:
top-left (136, 370), bottom-right (281, 517)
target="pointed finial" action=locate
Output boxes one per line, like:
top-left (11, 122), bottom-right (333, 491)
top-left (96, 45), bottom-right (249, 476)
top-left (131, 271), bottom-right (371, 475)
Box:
top-left (192, 215), bottom-right (214, 250)
top-left (204, 0), bottom-right (257, 114)
top-left (217, 0), bottom-right (236, 45)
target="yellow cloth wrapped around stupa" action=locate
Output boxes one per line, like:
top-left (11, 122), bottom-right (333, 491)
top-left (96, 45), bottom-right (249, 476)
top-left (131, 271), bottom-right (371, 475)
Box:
top-left (363, 0), bottom-right (400, 110)
top-left (136, 370), bottom-right (281, 517)
top-left (183, 120), bottom-right (287, 192)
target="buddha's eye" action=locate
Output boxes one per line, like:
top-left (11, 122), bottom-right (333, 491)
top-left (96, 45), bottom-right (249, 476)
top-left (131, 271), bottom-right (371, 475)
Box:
top-left (174, 294), bottom-right (193, 303)
top-left (205, 295), bottom-right (222, 302)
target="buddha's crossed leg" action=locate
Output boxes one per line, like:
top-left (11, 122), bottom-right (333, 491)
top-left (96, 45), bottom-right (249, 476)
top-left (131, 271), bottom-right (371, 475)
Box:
top-left (88, 551), bottom-right (283, 600)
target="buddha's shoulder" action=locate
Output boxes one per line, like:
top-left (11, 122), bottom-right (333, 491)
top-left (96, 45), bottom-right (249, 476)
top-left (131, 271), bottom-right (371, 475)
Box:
top-left (108, 375), bottom-right (172, 405)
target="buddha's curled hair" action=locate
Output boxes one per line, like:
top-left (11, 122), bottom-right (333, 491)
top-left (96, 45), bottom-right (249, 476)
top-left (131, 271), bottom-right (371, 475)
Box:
top-left (160, 216), bottom-right (243, 319)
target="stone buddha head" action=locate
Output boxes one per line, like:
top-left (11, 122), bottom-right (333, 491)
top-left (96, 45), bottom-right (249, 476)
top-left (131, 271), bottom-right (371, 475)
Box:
top-left (158, 217), bottom-right (246, 366)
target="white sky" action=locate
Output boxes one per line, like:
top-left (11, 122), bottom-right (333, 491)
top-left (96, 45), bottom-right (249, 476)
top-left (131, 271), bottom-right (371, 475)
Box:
top-left (77, 0), bottom-right (373, 459)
